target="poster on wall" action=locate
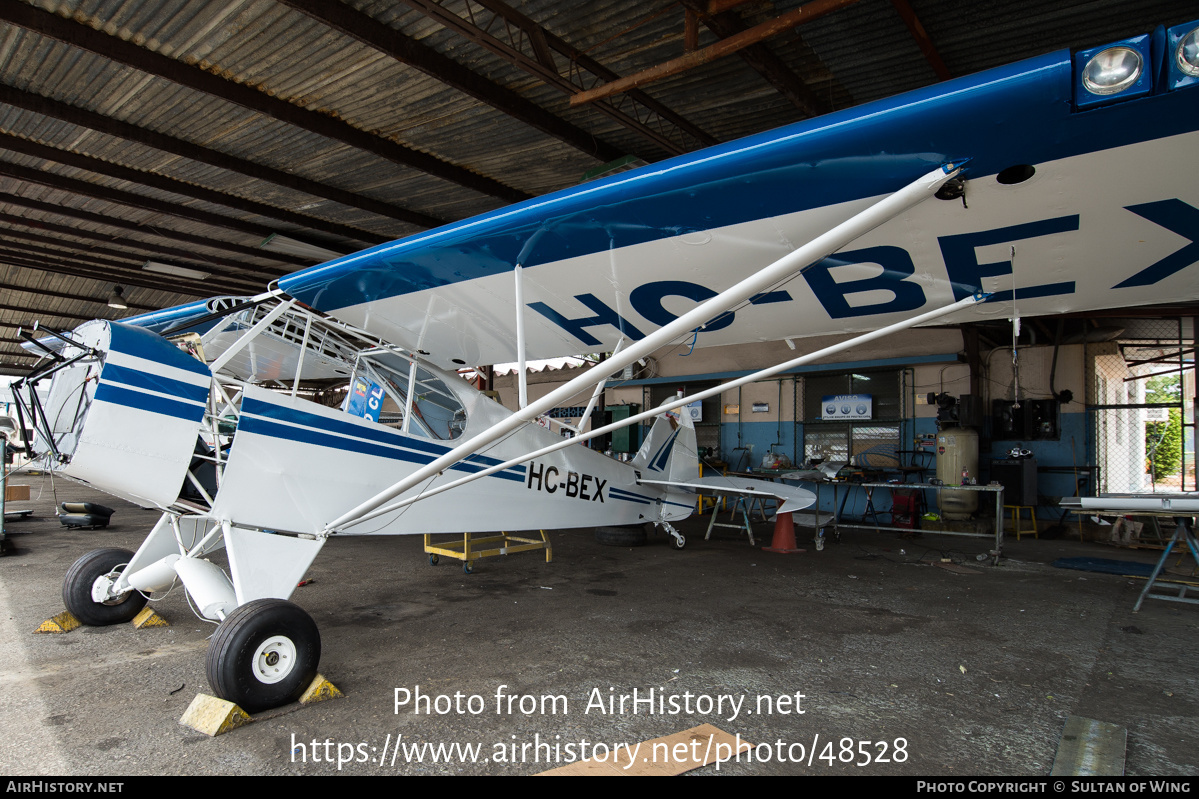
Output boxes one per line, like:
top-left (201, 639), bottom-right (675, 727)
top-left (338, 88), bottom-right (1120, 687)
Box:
top-left (821, 394), bottom-right (872, 421)
top-left (346, 378), bottom-right (385, 422)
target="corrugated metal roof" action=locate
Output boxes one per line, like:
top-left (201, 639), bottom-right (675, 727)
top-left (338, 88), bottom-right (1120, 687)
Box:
top-left (0, 0), bottom-right (1196, 372)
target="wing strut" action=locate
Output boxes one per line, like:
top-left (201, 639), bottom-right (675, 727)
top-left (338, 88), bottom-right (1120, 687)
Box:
top-left (333, 288), bottom-right (987, 531)
top-left (514, 263), bottom-right (528, 409)
top-left (571, 339), bottom-right (624, 435)
top-left (325, 163), bottom-right (964, 532)
top-left (323, 163), bottom-right (965, 535)
top-left (207, 295), bottom-right (294, 375)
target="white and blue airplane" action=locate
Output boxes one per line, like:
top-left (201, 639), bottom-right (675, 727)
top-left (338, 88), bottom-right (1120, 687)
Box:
top-left (9, 20), bottom-right (1199, 712)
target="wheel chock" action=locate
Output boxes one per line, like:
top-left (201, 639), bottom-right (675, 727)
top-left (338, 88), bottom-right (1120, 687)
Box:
top-left (300, 674), bottom-right (343, 705)
top-left (33, 611), bottom-right (81, 634)
top-left (131, 607), bottom-right (170, 629)
top-left (179, 694), bottom-right (252, 737)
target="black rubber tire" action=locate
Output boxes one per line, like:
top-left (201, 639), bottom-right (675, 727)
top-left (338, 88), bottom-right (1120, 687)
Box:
top-left (594, 525), bottom-right (648, 547)
top-left (59, 513), bottom-right (111, 529)
top-left (429, 554), bottom-right (439, 566)
top-left (672, 534), bottom-right (687, 550)
top-left (206, 598), bottom-right (321, 714)
top-left (60, 502), bottom-right (115, 517)
top-left (61, 548), bottom-right (147, 626)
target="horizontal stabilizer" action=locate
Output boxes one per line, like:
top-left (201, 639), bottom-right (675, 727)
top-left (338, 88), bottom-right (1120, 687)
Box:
top-left (638, 475), bottom-right (816, 514)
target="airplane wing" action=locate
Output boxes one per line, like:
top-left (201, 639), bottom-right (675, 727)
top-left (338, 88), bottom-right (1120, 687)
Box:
top-left (638, 475), bottom-right (816, 515)
top-left (1059, 495), bottom-right (1199, 514)
top-left (275, 31), bottom-right (1199, 370)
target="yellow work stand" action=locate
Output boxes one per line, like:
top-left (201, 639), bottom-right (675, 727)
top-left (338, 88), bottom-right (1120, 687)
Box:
top-left (424, 531), bottom-right (552, 574)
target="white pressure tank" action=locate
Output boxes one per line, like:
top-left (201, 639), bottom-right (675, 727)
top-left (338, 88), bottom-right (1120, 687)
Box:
top-left (936, 426), bottom-right (979, 519)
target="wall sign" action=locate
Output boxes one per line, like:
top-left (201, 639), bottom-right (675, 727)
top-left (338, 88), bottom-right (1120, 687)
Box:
top-left (821, 394), bottom-right (872, 420)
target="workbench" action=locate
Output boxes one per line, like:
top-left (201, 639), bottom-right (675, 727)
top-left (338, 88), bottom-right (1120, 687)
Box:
top-left (783, 476), bottom-right (1006, 561)
top-left (1060, 495), bottom-right (1199, 611)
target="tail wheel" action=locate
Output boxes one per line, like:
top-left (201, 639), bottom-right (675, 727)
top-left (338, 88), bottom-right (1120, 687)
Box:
top-left (206, 598), bottom-right (321, 714)
top-left (62, 548), bottom-right (147, 626)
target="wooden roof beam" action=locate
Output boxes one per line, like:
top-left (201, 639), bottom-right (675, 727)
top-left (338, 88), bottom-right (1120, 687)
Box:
top-left (399, 0), bottom-right (717, 155)
top-left (0, 2), bottom-right (529, 203)
top-left (680, 0), bottom-right (831, 118)
top-left (0, 132), bottom-right (389, 246)
top-left (0, 84), bottom-right (445, 230)
top-left (0, 279), bottom-right (157, 311)
top-left (0, 254), bottom-right (210, 298)
top-left (0, 158), bottom-right (355, 249)
top-left (0, 191), bottom-right (311, 268)
top-left (0, 245), bottom-right (252, 296)
top-left (889, 0), bottom-right (951, 81)
top-left (0, 209), bottom-right (283, 276)
top-left (570, 0), bottom-right (859, 107)
top-left (0, 301), bottom-right (106, 322)
top-left (278, 0), bottom-right (623, 163)
top-left (1, 223), bottom-right (283, 286)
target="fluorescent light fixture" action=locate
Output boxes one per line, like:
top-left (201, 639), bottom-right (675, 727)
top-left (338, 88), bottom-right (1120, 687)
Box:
top-left (143, 260), bottom-right (210, 280)
top-left (259, 233), bottom-right (344, 262)
top-left (107, 286), bottom-right (128, 309)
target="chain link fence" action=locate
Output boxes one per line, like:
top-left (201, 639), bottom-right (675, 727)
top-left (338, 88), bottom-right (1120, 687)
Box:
top-left (1087, 318), bottom-right (1190, 493)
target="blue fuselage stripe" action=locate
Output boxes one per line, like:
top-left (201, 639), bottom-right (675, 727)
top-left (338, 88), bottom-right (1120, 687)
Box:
top-left (237, 412), bottom-right (525, 482)
top-left (94, 383), bottom-right (206, 422)
top-left (609, 488), bottom-right (653, 505)
top-left (240, 396), bottom-right (520, 475)
top-left (101, 363), bottom-right (209, 404)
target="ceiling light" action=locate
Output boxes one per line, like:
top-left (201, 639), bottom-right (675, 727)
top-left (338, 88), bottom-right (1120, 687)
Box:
top-left (107, 286), bottom-right (128, 310)
top-left (143, 261), bottom-right (210, 280)
top-left (259, 233), bottom-right (344, 262)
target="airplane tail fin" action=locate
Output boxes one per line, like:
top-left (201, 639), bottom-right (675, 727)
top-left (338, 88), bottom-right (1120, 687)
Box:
top-left (631, 401), bottom-right (699, 484)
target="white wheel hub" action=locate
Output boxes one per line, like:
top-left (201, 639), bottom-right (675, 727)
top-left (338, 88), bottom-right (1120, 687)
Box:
top-left (252, 635), bottom-right (297, 684)
top-left (90, 573), bottom-right (127, 605)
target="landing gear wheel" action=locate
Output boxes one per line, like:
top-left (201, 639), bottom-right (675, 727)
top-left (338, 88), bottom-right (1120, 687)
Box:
top-left (672, 534), bottom-right (686, 550)
top-left (429, 554), bottom-right (439, 566)
top-left (206, 598), bottom-right (321, 714)
top-left (62, 548), bottom-right (147, 626)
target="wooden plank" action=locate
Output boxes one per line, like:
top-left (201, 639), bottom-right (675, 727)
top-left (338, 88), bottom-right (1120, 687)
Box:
top-left (1050, 715), bottom-right (1127, 777)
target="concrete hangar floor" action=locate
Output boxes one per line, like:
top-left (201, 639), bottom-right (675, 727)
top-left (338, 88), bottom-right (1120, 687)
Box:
top-left (1, 479), bottom-right (1195, 776)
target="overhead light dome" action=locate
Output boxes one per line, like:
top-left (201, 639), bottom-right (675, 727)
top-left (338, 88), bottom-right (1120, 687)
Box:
top-left (107, 286), bottom-right (128, 310)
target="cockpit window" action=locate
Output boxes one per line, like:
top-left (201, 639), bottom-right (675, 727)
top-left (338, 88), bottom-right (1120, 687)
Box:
top-left (346, 353), bottom-right (466, 440)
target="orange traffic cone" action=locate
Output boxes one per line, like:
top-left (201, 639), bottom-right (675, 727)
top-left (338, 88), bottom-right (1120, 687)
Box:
top-left (762, 511), bottom-right (806, 553)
